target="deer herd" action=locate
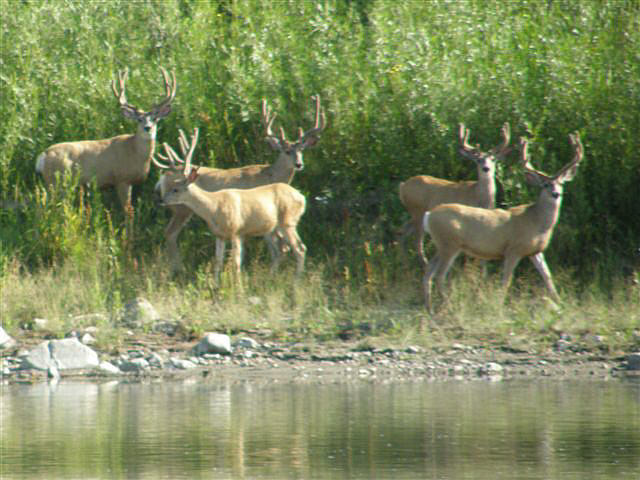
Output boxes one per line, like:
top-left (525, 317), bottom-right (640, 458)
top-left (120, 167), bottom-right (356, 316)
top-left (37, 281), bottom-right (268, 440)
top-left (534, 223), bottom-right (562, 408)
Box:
top-left (34, 67), bottom-right (584, 313)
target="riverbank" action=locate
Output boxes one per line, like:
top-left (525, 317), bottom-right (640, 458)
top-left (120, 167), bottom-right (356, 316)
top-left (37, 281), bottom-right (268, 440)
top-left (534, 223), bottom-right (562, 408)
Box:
top-left (3, 326), bottom-right (639, 385)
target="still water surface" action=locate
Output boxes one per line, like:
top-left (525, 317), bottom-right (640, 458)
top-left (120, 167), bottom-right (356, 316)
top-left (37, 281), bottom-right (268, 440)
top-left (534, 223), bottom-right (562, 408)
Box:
top-left (1, 377), bottom-right (638, 479)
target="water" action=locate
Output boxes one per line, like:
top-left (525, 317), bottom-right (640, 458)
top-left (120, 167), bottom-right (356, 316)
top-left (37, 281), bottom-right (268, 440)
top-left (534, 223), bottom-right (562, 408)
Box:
top-left (1, 377), bottom-right (638, 479)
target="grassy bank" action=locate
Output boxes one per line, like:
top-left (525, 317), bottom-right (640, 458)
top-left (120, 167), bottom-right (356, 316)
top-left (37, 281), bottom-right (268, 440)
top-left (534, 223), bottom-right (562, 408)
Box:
top-left (1, 1), bottom-right (639, 349)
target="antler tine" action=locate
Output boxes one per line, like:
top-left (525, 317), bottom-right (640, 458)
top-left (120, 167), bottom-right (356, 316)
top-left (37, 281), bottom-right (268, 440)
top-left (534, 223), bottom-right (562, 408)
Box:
top-left (183, 128), bottom-right (199, 176)
top-left (491, 122), bottom-right (511, 155)
top-left (279, 126), bottom-right (288, 142)
top-left (151, 67), bottom-right (177, 113)
top-left (459, 123), bottom-right (474, 150)
top-left (178, 129), bottom-right (190, 157)
top-left (554, 131), bottom-right (584, 179)
top-left (262, 99), bottom-right (278, 134)
top-left (111, 69), bottom-right (131, 107)
top-left (162, 142), bottom-right (183, 170)
top-left (298, 94), bottom-right (326, 145)
top-left (151, 151), bottom-right (172, 169)
top-left (520, 137), bottom-right (549, 178)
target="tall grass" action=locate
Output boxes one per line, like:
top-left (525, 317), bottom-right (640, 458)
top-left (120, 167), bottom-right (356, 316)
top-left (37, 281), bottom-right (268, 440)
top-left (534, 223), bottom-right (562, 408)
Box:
top-left (1, 1), bottom-right (638, 345)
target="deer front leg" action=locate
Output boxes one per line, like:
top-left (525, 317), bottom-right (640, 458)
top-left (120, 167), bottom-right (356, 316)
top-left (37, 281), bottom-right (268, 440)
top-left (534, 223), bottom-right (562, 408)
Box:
top-left (115, 183), bottom-right (134, 243)
top-left (529, 253), bottom-right (560, 301)
top-left (214, 237), bottom-right (226, 281)
top-left (165, 206), bottom-right (194, 273)
top-left (500, 253), bottom-right (523, 301)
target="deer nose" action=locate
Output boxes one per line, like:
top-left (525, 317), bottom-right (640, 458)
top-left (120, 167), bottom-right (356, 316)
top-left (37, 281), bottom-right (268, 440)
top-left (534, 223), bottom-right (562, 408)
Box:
top-left (482, 166), bottom-right (490, 173)
top-left (552, 192), bottom-right (560, 199)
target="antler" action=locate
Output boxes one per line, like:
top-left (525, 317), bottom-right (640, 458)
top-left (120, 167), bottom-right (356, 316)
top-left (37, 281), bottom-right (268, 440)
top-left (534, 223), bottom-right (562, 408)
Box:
top-left (490, 122), bottom-right (512, 156)
top-left (298, 94), bottom-right (326, 147)
top-left (150, 67), bottom-right (177, 116)
top-left (459, 123), bottom-right (474, 151)
top-left (159, 128), bottom-right (199, 175)
top-left (111, 69), bottom-right (135, 110)
top-left (520, 137), bottom-right (550, 179)
top-left (554, 132), bottom-right (583, 181)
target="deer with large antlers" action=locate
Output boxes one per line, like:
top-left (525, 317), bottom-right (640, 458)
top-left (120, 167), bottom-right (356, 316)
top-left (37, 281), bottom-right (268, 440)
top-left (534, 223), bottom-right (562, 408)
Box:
top-left (153, 95), bottom-right (325, 273)
top-left (399, 123), bottom-right (513, 267)
top-left (422, 132), bottom-right (584, 313)
top-left (159, 129), bottom-right (307, 280)
top-left (35, 67), bottom-right (177, 235)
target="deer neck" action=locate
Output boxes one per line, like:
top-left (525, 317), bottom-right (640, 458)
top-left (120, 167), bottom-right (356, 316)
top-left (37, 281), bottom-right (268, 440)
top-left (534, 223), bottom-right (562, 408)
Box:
top-left (529, 194), bottom-right (562, 234)
top-left (130, 129), bottom-right (156, 174)
top-left (474, 174), bottom-right (496, 209)
top-left (177, 184), bottom-right (218, 220)
top-left (266, 153), bottom-right (296, 184)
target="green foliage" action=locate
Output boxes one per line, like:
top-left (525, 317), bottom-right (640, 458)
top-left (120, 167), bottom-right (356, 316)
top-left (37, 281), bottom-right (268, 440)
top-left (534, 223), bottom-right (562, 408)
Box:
top-left (0, 1), bottom-right (638, 341)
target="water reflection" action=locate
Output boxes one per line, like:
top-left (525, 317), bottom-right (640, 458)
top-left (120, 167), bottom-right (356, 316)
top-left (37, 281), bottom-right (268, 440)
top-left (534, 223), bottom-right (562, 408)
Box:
top-left (1, 378), bottom-right (639, 479)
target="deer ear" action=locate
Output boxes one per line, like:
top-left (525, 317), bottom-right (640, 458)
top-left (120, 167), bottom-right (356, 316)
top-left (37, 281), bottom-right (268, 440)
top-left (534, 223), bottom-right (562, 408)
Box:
top-left (120, 105), bottom-right (139, 119)
top-left (524, 172), bottom-right (544, 186)
top-left (186, 167), bottom-right (199, 184)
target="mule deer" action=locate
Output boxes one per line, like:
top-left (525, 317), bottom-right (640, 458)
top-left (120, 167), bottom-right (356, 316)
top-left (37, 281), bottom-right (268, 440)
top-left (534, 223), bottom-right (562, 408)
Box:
top-left (422, 132), bottom-right (583, 313)
top-left (35, 67), bottom-right (176, 234)
top-left (399, 123), bottom-right (512, 267)
top-left (159, 131), bottom-right (307, 280)
top-left (153, 95), bottom-right (324, 272)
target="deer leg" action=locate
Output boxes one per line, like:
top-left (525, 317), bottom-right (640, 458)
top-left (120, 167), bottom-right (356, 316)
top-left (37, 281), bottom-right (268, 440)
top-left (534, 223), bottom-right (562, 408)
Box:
top-left (115, 183), bottom-right (134, 244)
top-left (214, 237), bottom-right (226, 281)
top-left (414, 215), bottom-right (429, 268)
top-left (165, 206), bottom-right (194, 273)
top-left (282, 227), bottom-right (306, 274)
top-left (265, 232), bottom-right (282, 273)
top-left (230, 236), bottom-right (243, 279)
top-left (423, 254), bottom-right (440, 313)
top-left (529, 253), bottom-right (560, 301)
top-left (500, 253), bottom-right (523, 301)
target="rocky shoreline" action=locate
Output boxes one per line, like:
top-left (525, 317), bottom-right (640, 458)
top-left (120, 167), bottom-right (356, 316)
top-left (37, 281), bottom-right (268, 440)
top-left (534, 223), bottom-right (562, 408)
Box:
top-left (2, 298), bottom-right (639, 385)
top-left (2, 327), bottom-right (640, 385)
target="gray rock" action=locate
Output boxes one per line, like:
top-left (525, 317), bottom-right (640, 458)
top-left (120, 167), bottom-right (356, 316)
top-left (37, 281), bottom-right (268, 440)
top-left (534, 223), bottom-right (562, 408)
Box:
top-left (235, 337), bottom-right (260, 349)
top-left (627, 353), bottom-right (640, 371)
top-left (478, 362), bottom-right (504, 376)
top-left (147, 352), bottom-right (165, 368)
top-left (0, 327), bottom-right (15, 350)
top-left (20, 338), bottom-right (99, 371)
top-left (194, 333), bottom-right (232, 355)
top-left (170, 357), bottom-right (197, 370)
top-left (119, 358), bottom-right (150, 372)
top-left (121, 297), bottom-right (160, 328)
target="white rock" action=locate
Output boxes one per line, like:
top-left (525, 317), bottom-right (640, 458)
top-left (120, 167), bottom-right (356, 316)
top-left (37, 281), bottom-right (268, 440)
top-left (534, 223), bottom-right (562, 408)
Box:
top-left (0, 327), bottom-right (16, 350)
top-left (98, 361), bottom-right (121, 375)
top-left (81, 333), bottom-right (96, 345)
top-left (121, 297), bottom-right (160, 328)
top-left (21, 338), bottom-right (99, 371)
top-left (194, 333), bottom-right (232, 355)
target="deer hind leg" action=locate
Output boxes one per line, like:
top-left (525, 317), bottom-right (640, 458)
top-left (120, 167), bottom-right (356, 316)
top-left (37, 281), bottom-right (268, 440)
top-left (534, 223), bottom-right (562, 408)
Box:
top-left (165, 207), bottom-right (194, 273)
top-left (414, 214), bottom-right (428, 268)
top-left (423, 254), bottom-right (441, 313)
top-left (529, 253), bottom-right (560, 301)
top-left (230, 236), bottom-right (244, 281)
top-left (281, 226), bottom-right (307, 274)
top-left (264, 232), bottom-right (283, 273)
